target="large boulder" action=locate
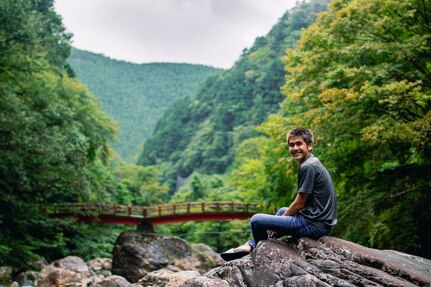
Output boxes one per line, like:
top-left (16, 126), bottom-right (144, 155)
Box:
top-left (112, 232), bottom-right (222, 283)
top-left (182, 236), bottom-right (431, 287)
top-left (37, 256), bottom-right (95, 287)
top-left (36, 256), bottom-right (125, 287)
top-left (51, 256), bottom-right (91, 276)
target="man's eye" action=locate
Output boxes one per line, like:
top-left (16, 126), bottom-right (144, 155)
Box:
top-left (288, 142), bottom-right (303, 147)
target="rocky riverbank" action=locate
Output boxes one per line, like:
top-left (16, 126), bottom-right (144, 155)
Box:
top-left (0, 232), bottom-right (223, 287)
top-left (1, 232), bottom-right (431, 286)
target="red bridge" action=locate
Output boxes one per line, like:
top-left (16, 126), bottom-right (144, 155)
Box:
top-left (47, 201), bottom-right (259, 227)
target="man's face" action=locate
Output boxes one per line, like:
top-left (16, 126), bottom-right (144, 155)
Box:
top-left (287, 136), bottom-right (312, 163)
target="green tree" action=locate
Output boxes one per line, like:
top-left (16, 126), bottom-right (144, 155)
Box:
top-left (166, 172), bottom-right (251, 252)
top-left (115, 163), bottom-right (169, 206)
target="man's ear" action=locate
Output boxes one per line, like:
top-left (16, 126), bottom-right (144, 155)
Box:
top-left (307, 145), bottom-right (313, 151)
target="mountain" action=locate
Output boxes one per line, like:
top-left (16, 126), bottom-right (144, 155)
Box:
top-left (68, 49), bottom-right (222, 161)
top-left (137, 0), bottom-right (330, 188)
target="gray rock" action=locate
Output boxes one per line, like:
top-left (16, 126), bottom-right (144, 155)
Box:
top-left (98, 275), bottom-right (133, 287)
top-left (138, 269), bottom-right (200, 287)
top-left (37, 266), bottom-right (84, 287)
top-left (184, 236), bottom-right (431, 287)
top-left (14, 271), bottom-right (40, 287)
top-left (181, 276), bottom-right (230, 287)
top-left (137, 269), bottom-right (172, 287)
top-left (164, 270), bottom-right (200, 287)
top-left (112, 232), bottom-right (222, 283)
top-left (51, 256), bottom-right (91, 277)
top-left (37, 256), bottom-right (94, 287)
top-left (88, 258), bottom-right (112, 278)
top-left (191, 243), bottom-right (225, 269)
top-left (319, 236), bottom-right (431, 286)
top-left (112, 232), bottom-right (170, 282)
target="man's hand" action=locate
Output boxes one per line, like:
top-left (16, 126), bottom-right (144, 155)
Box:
top-left (267, 230), bottom-right (278, 239)
top-left (267, 193), bottom-right (308, 240)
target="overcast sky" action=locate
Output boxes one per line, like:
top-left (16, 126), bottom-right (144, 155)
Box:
top-left (54, 0), bottom-right (297, 69)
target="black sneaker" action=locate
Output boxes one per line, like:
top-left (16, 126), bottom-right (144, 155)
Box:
top-left (220, 248), bottom-right (250, 261)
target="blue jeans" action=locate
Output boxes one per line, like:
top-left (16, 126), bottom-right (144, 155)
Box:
top-left (247, 207), bottom-right (330, 249)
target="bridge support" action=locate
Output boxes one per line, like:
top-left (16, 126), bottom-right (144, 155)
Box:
top-left (137, 221), bottom-right (155, 233)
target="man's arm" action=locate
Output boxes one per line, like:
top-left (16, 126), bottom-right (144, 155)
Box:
top-left (282, 192), bottom-right (308, 216)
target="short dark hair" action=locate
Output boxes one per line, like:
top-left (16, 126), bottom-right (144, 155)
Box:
top-left (287, 127), bottom-right (314, 146)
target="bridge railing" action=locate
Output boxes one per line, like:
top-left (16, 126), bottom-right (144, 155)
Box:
top-left (46, 201), bottom-right (259, 219)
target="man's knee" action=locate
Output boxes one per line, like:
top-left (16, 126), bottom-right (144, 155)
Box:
top-left (250, 213), bottom-right (265, 228)
top-left (276, 207), bottom-right (288, 216)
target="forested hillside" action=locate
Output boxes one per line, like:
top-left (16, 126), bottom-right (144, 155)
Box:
top-left (138, 0), bottom-right (330, 189)
top-left (68, 49), bottom-right (222, 161)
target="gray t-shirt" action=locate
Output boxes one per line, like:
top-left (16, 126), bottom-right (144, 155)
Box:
top-left (298, 154), bottom-right (337, 228)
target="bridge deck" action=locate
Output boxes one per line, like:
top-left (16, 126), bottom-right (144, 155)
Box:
top-left (47, 201), bottom-right (259, 225)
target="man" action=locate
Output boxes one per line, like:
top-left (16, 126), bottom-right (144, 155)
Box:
top-left (221, 127), bottom-right (337, 261)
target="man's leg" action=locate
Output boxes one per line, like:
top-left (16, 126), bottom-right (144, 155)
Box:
top-left (249, 212), bottom-right (307, 248)
top-left (222, 207), bottom-right (291, 261)
top-left (275, 207), bottom-right (287, 216)
top-left (247, 207), bottom-right (288, 249)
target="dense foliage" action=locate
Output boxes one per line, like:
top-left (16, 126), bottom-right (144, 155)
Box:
top-left (138, 0), bottom-right (330, 192)
top-left (0, 0), bottom-right (169, 268)
top-left (69, 49), bottom-right (222, 162)
top-left (0, 0), bottom-right (110, 267)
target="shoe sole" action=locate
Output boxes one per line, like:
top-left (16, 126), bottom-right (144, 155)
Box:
top-left (220, 251), bottom-right (249, 261)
